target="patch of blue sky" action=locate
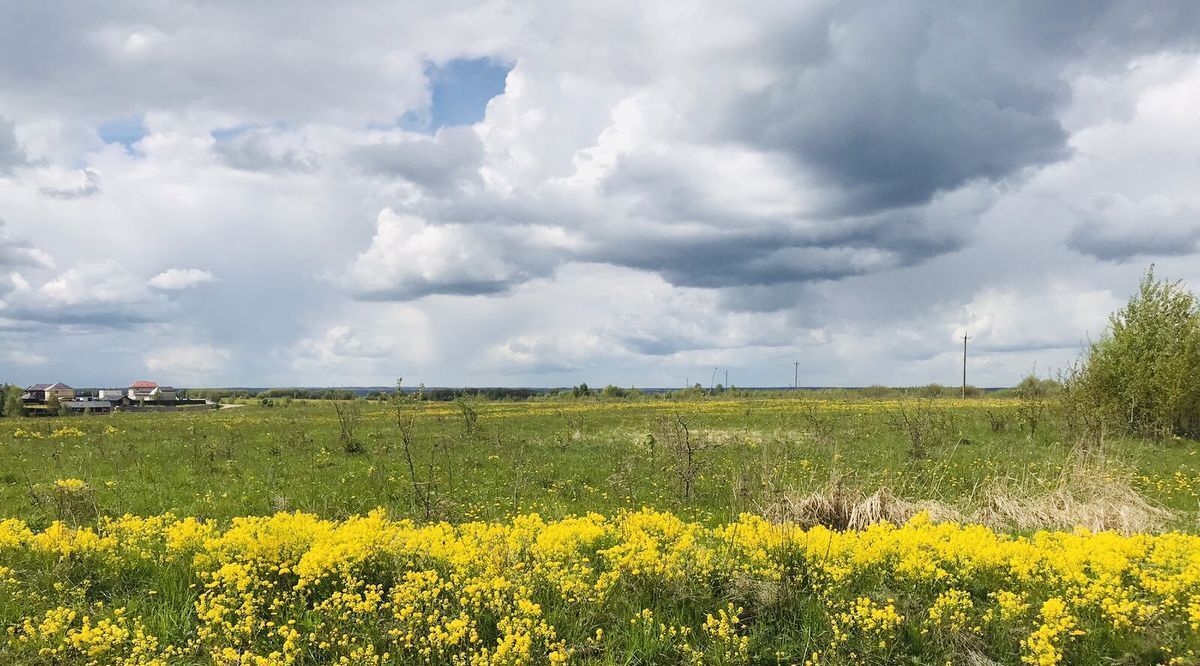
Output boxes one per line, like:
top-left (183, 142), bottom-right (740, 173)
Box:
top-left (384, 57), bottom-right (512, 133)
top-left (97, 115), bottom-right (147, 153)
top-left (428, 57), bottom-right (511, 129)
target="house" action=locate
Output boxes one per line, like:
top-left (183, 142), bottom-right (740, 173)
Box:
top-left (128, 380), bottom-right (158, 401)
top-left (20, 384), bottom-right (50, 403)
top-left (46, 382), bottom-right (75, 401)
top-left (127, 381), bottom-right (178, 402)
top-left (21, 382), bottom-right (74, 403)
top-left (98, 389), bottom-right (126, 401)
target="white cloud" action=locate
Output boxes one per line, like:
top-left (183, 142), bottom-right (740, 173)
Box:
top-left (346, 209), bottom-right (579, 299)
top-left (149, 268), bottom-right (216, 290)
top-left (0, 260), bottom-right (174, 327)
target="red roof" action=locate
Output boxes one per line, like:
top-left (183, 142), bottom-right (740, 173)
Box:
top-left (129, 380), bottom-right (158, 389)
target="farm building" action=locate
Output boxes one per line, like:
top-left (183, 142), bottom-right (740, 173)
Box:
top-left (60, 399), bottom-right (114, 415)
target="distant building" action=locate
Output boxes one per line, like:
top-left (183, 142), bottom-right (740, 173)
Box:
top-left (46, 382), bottom-right (75, 401)
top-left (61, 399), bottom-right (114, 415)
top-left (21, 382), bottom-right (74, 403)
top-left (20, 384), bottom-right (50, 403)
top-left (128, 380), bottom-right (158, 401)
top-left (128, 381), bottom-right (178, 402)
top-left (98, 389), bottom-right (126, 401)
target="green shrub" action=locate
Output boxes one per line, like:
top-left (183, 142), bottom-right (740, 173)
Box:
top-left (1079, 267), bottom-right (1200, 438)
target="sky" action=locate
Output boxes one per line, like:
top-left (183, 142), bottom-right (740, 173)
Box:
top-left (2, 2), bottom-right (1200, 389)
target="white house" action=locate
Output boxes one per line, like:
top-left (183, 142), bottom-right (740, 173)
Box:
top-left (127, 380), bottom-right (177, 402)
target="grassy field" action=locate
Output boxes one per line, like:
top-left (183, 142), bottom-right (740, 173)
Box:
top-left (3, 395), bottom-right (1200, 664)
top-left (1, 395), bottom-right (1197, 527)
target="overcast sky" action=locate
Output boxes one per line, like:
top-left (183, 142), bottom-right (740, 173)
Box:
top-left (2, 2), bottom-right (1199, 388)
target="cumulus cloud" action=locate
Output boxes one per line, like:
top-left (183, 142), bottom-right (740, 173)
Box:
top-left (149, 268), bottom-right (216, 290)
top-left (347, 209), bottom-right (578, 300)
top-left (331, 2), bottom-right (1200, 300)
top-left (0, 261), bottom-right (171, 327)
top-left (350, 126), bottom-right (483, 192)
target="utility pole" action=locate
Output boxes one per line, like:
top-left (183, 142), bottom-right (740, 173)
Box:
top-left (793, 361), bottom-right (799, 389)
top-left (724, 369), bottom-right (729, 388)
top-left (961, 333), bottom-right (970, 398)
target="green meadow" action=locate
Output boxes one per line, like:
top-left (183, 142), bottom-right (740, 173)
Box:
top-left (3, 395), bottom-right (1196, 529)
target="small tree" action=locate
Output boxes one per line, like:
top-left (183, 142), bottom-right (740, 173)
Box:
top-left (1081, 267), bottom-right (1200, 438)
top-left (330, 398), bottom-right (364, 453)
top-left (1014, 373), bottom-right (1051, 435)
top-left (2, 385), bottom-right (23, 417)
top-left (455, 396), bottom-right (479, 439)
top-left (393, 379), bottom-right (435, 520)
top-left (657, 411), bottom-right (710, 500)
top-left (888, 400), bottom-right (953, 460)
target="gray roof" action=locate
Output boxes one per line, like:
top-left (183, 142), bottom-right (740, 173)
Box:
top-left (48, 382), bottom-right (73, 390)
top-left (26, 384), bottom-right (51, 390)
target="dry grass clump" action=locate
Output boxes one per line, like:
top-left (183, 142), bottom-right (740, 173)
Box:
top-left (763, 465), bottom-right (1173, 535)
top-left (976, 473), bottom-right (1173, 535)
top-left (760, 482), bottom-right (966, 530)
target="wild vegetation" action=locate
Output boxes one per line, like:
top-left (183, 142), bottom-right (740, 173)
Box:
top-left (2, 269), bottom-right (1199, 664)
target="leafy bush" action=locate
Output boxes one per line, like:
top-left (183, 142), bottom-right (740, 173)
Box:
top-left (1078, 267), bottom-right (1200, 438)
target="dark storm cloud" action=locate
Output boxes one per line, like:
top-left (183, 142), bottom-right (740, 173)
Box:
top-left (1068, 221), bottom-right (1200, 262)
top-left (356, 278), bottom-right (514, 301)
top-left (582, 208), bottom-right (969, 290)
top-left (728, 1), bottom-right (1200, 215)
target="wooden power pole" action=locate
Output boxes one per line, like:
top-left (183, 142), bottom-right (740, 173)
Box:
top-left (793, 361), bottom-right (799, 389)
top-left (961, 333), bottom-right (970, 398)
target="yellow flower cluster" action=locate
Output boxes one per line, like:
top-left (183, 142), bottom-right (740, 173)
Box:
top-left (1, 510), bottom-right (1199, 664)
top-left (53, 478), bottom-right (89, 492)
top-left (51, 426), bottom-right (86, 438)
